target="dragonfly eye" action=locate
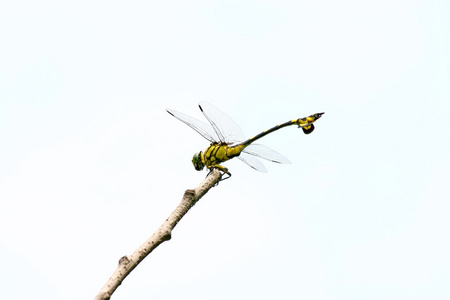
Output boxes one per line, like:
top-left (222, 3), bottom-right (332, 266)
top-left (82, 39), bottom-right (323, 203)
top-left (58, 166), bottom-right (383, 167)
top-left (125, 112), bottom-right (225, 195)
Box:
top-left (192, 152), bottom-right (205, 171)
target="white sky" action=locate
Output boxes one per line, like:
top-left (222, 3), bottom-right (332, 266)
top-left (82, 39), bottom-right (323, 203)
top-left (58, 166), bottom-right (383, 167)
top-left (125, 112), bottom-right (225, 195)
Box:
top-left (1, 1), bottom-right (449, 299)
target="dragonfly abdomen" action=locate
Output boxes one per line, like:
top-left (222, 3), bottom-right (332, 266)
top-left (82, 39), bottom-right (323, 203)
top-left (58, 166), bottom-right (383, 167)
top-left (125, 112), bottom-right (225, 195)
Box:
top-left (239, 120), bottom-right (297, 147)
top-left (238, 112), bottom-right (325, 147)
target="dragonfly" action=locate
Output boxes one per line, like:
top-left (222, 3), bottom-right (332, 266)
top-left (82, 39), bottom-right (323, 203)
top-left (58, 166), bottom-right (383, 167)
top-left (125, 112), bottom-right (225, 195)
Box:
top-left (166, 102), bottom-right (324, 180)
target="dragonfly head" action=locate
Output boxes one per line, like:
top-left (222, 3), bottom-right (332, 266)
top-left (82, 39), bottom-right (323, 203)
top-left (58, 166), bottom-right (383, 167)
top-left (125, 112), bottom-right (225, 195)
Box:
top-left (192, 151), bottom-right (205, 171)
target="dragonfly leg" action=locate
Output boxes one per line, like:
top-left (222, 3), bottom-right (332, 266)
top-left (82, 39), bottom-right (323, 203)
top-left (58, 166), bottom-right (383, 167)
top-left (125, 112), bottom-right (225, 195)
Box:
top-left (207, 165), bottom-right (232, 182)
top-left (219, 171), bottom-right (231, 181)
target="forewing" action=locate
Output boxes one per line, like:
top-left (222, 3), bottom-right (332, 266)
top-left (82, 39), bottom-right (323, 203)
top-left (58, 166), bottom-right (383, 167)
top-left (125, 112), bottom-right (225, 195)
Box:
top-left (242, 143), bottom-right (291, 164)
top-left (166, 108), bottom-right (219, 143)
top-left (237, 152), bottom-right (268, 173)
top-left (198, 101), bottom-right (246, 144)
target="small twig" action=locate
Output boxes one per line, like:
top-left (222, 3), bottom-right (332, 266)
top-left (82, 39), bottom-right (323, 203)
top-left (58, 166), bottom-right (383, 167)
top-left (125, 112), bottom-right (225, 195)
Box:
top-left (94, 169), bottom-right (222, 300)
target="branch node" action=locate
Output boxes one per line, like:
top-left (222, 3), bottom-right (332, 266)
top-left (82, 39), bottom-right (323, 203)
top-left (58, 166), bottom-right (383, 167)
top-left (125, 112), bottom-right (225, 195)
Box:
top-left (184, 189), bottom-right (195, 198)
top-left (118, 256), bottom-right (130, 266)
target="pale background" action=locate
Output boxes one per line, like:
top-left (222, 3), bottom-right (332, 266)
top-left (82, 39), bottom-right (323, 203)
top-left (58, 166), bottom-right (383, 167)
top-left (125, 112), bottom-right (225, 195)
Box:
top-left (1, 1), bottom-right (449, 299)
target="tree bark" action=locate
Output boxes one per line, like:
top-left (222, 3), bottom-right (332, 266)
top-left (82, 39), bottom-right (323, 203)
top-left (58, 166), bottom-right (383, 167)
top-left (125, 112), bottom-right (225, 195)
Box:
top-left (94, 169), bottom-right (222, 300)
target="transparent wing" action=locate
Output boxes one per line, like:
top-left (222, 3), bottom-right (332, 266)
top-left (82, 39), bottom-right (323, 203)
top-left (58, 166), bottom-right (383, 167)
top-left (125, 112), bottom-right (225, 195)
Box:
top-left (166, 108), bottom-right (219, 143)
top-left (198, 101), bottom-right (246, 144)
top-left (237, 152), bottom-right (268, 173)
top-left (242, 143), bottom-right (291, 164)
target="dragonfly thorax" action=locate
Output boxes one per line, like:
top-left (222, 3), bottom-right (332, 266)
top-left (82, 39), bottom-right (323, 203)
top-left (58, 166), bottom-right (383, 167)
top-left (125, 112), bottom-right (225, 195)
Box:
top-left (192, 143), bottom-right (244, 174)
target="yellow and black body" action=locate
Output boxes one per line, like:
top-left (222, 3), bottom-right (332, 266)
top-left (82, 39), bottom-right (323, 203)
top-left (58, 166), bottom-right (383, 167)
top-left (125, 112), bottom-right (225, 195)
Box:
top-left (191, 112), bottom-right (324, 178)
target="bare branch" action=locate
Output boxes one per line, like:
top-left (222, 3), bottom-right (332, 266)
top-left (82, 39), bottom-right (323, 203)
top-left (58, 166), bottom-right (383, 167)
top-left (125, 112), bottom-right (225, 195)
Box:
top-left (94, 169), bottom-right (222, 300)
